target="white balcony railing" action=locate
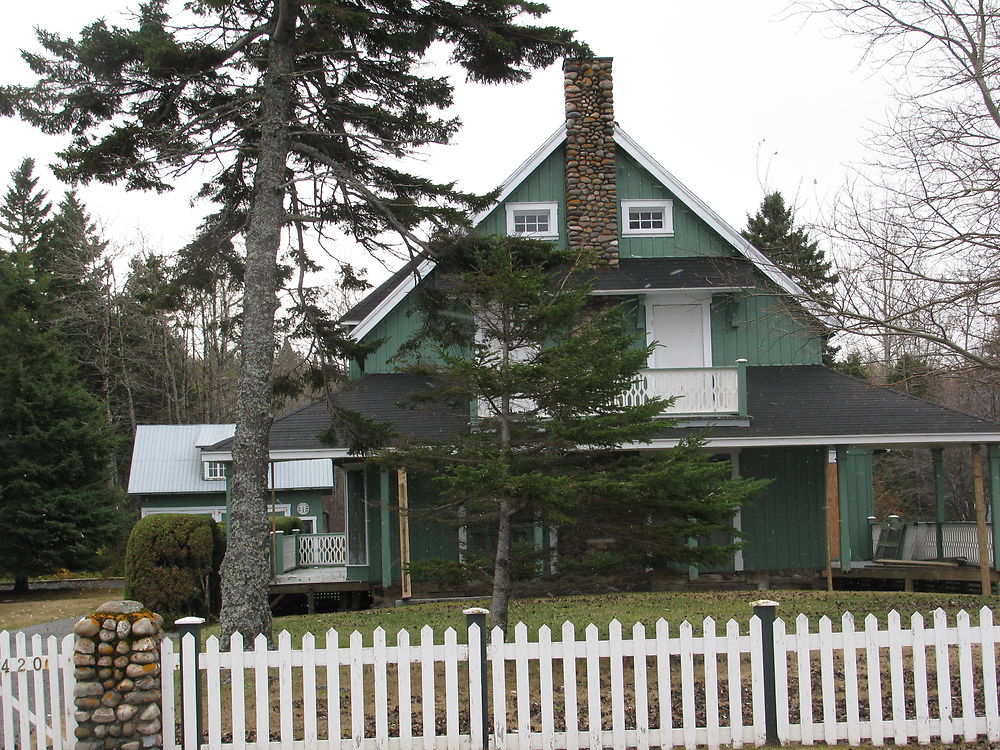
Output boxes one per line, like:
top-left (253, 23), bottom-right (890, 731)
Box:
top-left (477, 365), bottom-right (745, 419)
top-left (618, 367), bottom-right (741, 414)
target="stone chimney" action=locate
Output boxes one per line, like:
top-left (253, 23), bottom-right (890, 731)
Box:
top-left (563, 57), bottom-right (618, 267)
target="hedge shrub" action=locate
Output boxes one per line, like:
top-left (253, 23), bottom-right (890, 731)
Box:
top-left (124, 514), bottom-right (219, 626)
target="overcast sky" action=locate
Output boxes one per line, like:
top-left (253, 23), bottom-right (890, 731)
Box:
top-left (0, 1), bottom-right (894, 286)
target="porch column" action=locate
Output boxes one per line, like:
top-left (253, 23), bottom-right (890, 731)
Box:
top-left (397, 468), bottom-right (412, 600)
top-left (825, 447), bottom-right (841, 587)
top-left (990, 445), bottom-right (1000, 572)
top-left (836, 447), bottom-right (854, 572)
top-left (932, 448), bottom-right (945, 559)
top-left (380, 470), bottom-right (393, 589)
top-left (970, 444), bottom-right (992, 594)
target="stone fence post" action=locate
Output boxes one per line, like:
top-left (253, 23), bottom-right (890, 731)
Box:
top-left (72, 600), bottom-right (165, 750)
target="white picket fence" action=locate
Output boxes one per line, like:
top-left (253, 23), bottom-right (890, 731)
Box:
top-left (3, 608), bottom-right (999, 750)
top-left (155, 607), bottom-right (1000, 750)
top-left (0, 632), bottom-right (75, 750)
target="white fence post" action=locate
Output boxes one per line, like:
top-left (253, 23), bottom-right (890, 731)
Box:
top-left (464, 608), bottom-right (490, 750)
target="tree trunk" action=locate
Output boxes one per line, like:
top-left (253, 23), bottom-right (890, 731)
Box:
top-left (490, 499), bottom-right (514, 631)
top-left (12, 576), bottom-right (28, 594)
top-left (219, 0), bottom-right (296, 644)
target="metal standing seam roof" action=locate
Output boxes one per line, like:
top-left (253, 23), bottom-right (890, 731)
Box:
top-left (128, 424), bottom-right (334, 494)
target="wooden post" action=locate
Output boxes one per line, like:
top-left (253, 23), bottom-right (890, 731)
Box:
top-left (397, 468), bottom-right (412, 600)
top-left (932, 448), bottom-right (945, 559)
top-left (989, 445), bottom-right (1000, 572)
top-left (825, 447), bottom-right (840, 591)
top-left (971, 444), bottom-right (992, 594)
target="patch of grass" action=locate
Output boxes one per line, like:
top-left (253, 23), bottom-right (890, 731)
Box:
top-left (0, 586), bottom-right (125, 631)
top-left (209, 589), bottom-right (1000, 644)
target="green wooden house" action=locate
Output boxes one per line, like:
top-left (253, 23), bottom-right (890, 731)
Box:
top-left (201, 57), bottom-right (1000, 598)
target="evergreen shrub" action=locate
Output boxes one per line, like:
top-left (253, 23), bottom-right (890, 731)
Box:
top-left (124, 514), bottom-right (219, 626)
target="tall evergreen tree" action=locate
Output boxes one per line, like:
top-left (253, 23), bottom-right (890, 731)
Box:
top-left (743, 191), bottom-right (838, 302)
top-left (381, 236), bottom-right (766, 629)
top-left (0, 251), bottom-right (123, 592)
top-left (0, 157), bottom-right (51, 255)
top-left (1, 1), bottom-right (583, 641)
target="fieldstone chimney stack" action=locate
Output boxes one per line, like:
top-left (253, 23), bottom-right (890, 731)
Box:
top-left (563, 57), bottom-right (618, 267)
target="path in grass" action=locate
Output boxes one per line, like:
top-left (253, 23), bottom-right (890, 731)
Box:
top-left (219, 589), bottom-right (1000, 643)
top-left (0, 585), bottom-right (125, 631)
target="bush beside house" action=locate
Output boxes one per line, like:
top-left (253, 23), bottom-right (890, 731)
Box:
top-left (124, 513), bottom-right (220, 625)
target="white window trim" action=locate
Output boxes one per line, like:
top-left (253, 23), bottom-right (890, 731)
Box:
top-left (505, 201), bottom-right (559, 240)
top-left (203, 461), bottom-right (227, 481)
top-left (622, 198), bottom-right (674, 237)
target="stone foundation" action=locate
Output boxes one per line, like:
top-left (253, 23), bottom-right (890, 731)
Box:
top-left (72, 600), bottom-right (165, 750)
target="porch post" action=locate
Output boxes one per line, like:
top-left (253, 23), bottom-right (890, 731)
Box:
top-left (380, 469), bottom-right (393, 589)
top-left (932, 447), bottom-right (945, 559)
top-left (970, 444), bottom-right (992, 594)
top-left (836, 447), bottom-right (853, 573)
top-left (397, 468), bottom-right (412, 600)
top-left (989, 444), bottom-right (1000, 572)
top-left (824, 448), bottom-right (843, 584)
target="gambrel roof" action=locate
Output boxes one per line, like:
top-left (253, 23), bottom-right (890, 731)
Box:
top-left (340, 124), bottom-right (835, 341)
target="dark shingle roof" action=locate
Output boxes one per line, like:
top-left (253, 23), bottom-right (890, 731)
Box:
top-left (581, 257), bottom-right (754, 291)
top-left (210, 374), bottom-right (469, 452)
top-left (213, 366), bottom-right (1000, 454)
top-left (660, 365), bottom-right (1000, 440)
top-left (340, 256), bottom-right (754, 329)
top-left (340, 256), bottom-right (425, 324)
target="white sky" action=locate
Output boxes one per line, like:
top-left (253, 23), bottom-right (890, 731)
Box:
top-left (0, 1), bottom-right (894, 287)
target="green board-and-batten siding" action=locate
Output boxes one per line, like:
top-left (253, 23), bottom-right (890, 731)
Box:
top-left (711, 290), bottom-right (822, 366)
top-left (739, 447), bottom-right (828, 570)
top-left (616, 151), bottom-right (734, 259)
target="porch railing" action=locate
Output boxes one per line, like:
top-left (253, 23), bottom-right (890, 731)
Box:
top-left (271, 531), bottom-right (348, 575)
top-left (618, 365), bottom-right (745, 415)
top-left (297, 532), bottom-right (349, 566)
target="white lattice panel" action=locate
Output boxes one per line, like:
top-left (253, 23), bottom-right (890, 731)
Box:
top-left (297, 533), bottom-right (348, 566)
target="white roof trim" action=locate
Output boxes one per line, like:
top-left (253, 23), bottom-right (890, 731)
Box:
top-left (624, 433), bottom-right (1000, 450)
top-left (201, 448), bottom-right (354, 462)
top-left (346, 122), bottom-right (838, 340)
top-left (348, 257), bottom-right (434, 341)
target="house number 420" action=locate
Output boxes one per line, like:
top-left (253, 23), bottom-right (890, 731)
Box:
top-left (0, 656), bottom-right (48, 673)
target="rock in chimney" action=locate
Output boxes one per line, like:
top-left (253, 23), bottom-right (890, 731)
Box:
top-left (563, 57), bottom-right (618, 267)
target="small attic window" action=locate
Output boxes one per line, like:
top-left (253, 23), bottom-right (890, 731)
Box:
top-left (204, 461), bottom-right (227, 481)
top-left (506, 202), bottom-right (559, 239)
top-left (622, 199), bottom-right (673, 236)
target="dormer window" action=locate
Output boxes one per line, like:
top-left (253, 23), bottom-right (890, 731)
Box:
top-left (506, 201), bottom-right (559, 239)
top-left (204, 461), bottom-right (227, 481)
top-left (622, 199), bottom-right (673, 236)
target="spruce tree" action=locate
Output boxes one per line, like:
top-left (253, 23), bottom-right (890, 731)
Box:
top-left (0, 157), bottom-right (51, 255)
top-left (380, 237), bottom-right (767, 629)
top-left (1, 1), bottom-right (583, 641)
top-left (0, 251), bottom-right (123, 592)
top-left (743, 191), bottom-right (838, 302)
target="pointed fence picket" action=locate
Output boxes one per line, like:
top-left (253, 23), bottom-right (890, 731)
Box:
top-left (148, 606), bottom-right (1000, 750)
top-left (0, 631), bottom-right (75, 750)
